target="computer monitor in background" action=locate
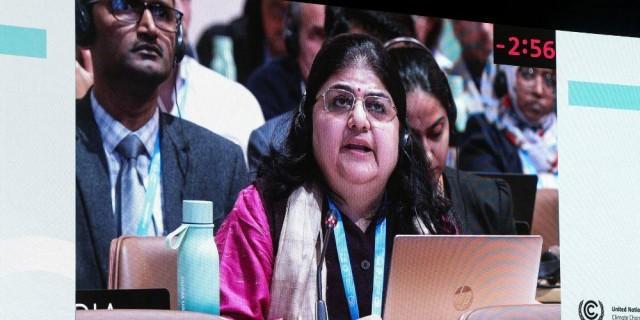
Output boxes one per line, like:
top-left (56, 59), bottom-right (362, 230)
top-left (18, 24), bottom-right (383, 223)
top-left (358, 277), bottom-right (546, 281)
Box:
top-left (472, 173), bottom-right (538, 234)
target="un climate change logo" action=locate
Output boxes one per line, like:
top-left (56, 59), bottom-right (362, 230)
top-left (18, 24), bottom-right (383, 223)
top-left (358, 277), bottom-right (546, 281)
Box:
top-left (579, 300), bottom-right (604, 320)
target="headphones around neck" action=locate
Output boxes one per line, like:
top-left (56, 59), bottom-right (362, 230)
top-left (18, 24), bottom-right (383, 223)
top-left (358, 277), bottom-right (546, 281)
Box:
top-left (75, 0), bottom-right (185, 64)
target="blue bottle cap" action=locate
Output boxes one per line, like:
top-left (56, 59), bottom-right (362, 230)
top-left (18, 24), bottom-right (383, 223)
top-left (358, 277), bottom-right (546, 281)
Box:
top-left (182, 200), bottom-right (213, 224)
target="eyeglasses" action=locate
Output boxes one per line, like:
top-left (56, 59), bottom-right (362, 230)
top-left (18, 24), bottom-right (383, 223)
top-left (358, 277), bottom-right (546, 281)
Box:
top-left (317, 88), bottom-right (397, 123)
top-left (517, 67), bottom-right (556, 90)
top-left (88, 0), bottom-right (184, 33)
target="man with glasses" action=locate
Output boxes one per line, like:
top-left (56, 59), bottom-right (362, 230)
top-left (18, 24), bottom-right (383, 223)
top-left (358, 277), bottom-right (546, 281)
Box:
top-left (76, 0), bottom-right (249, 289)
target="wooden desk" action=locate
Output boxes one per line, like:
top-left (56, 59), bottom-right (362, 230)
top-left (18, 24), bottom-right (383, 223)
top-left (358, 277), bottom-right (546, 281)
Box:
top-left (536, 287), bottom-right (561, 303)
top-left (76, 310), bottom-right (225, 320)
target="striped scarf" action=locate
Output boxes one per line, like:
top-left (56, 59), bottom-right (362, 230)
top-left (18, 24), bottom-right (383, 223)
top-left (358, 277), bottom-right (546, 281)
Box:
top-left (485, 96), bottom-right (558, 174)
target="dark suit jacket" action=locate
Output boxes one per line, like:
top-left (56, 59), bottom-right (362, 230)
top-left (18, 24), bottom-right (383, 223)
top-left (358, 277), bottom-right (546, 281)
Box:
top-left (246, 57), bottom-right (303, 121)
top-left (458, 114), bottom-right (523, 173)
top-left (443, 167), bottom-right (516, 235)
top-left (247, 110), bottom-right (293, 178)
top-left (76, 95), bottom-right (249, 289)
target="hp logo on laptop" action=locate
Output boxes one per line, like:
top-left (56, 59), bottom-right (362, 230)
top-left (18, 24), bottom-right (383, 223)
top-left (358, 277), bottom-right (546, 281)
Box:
top-left (453, 285), bottom-right (474, 311)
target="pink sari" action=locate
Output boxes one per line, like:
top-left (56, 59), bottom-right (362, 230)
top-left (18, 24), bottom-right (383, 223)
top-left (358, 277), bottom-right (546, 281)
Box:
top-left (216, 185), bottom-right (274, 320)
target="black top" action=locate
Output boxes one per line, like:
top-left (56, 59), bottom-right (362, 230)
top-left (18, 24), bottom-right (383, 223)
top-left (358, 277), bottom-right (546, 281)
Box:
top-left (323, 203), bottom-right (405, 319)
top-left (325, 213), bottom-right (378, 319)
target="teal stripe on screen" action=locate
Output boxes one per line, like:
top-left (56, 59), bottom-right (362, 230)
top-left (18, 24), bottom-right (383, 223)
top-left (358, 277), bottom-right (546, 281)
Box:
top-left (569, 81), bottom-right (640, 111)
top-left (0, 24), bottom-right (47, 58)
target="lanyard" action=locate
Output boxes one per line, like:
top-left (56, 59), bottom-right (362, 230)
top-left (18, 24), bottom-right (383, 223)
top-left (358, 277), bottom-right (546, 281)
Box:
top-left (327, 198), bottom-right (387, 320)
top-left (136, 135), bottom-right (161, 236)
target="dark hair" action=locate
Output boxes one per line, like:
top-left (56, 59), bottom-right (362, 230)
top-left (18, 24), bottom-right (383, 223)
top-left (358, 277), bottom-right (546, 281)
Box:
top-left (258, 33), bottom-right (454, 234)
top-left (324, 7), bottom-right (416, 43)
top-left (423, 18), bottom-right (443, 50)
top-left (388, 46), bottom-right (457, 134)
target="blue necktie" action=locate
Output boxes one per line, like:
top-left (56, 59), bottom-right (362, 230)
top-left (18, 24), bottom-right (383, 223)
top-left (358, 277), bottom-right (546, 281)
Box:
top-left (116, 134), bottom-right (151, 236)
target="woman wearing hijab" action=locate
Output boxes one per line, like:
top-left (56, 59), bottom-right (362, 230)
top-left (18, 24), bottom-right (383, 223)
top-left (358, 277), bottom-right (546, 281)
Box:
top-left (458, 65), bottom-right (558, 188)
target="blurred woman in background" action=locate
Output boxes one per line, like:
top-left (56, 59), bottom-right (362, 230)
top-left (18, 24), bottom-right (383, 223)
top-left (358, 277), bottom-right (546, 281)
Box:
top-left (386, 37), bottom-right (516, 235)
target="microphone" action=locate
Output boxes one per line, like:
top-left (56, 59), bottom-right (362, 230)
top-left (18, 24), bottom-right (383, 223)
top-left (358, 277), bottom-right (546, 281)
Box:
top-left (317, 212), bottom-right (337, 320)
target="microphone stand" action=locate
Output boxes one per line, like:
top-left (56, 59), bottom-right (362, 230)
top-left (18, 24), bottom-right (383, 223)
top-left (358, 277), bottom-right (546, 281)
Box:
top-left (317, 213), bottom-right (337, 320)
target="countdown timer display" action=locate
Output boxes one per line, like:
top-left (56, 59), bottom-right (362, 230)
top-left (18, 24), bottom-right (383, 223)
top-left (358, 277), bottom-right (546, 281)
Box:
top-left (494, 24), bottom-right (556, 69)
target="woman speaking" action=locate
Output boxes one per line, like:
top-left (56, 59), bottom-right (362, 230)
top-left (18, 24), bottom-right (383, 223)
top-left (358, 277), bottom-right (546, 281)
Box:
top-left (215, 33), bottom-right (456, 320)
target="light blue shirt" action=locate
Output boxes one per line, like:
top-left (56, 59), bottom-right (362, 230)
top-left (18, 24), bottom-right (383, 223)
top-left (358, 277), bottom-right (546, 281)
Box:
top-left (90, 90), bottom-right (164, 235)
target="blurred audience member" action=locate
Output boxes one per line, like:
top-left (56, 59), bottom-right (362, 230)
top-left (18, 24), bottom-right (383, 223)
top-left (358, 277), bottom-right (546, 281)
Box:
top-left (247, 6), bottom-right (416, 176)
top-left (449, 20), bottom-right (497, 131)
top-left (76, 0), bottom-right (248, 289)
top-left (196, 0), bottom-right (288, 84)
top-left (413, 16), bottom-right (452, 70)
top-left (459, 66), bottom-right (558, 188)
top-left (324, 6), bottom-right (415, 41)
top-left (158, 0), bottom-right (265, 160)
top-left (386, 37), bottom-right (516, 235)
top-left (247, 2), bottom-right (326, 121)
top-left (261, 0), bottom-right (288, 58)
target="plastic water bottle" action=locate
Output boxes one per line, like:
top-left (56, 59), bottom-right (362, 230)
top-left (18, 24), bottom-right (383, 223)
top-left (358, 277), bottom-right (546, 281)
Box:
top-left (211, 35), bottom-right (237, 81)
top-left (166, 200), bottom-right (219, 315)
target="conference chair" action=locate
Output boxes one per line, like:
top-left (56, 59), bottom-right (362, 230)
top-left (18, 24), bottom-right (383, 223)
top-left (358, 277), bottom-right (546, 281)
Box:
top-left (531, 188), bottom-right (559, 252)
top-left (108, 236), bottom-right (178, 309)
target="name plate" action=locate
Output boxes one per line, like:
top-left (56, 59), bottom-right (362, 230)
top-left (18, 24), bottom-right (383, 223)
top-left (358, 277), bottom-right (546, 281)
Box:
top-left (76, 288), bottom-right (170, 310)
